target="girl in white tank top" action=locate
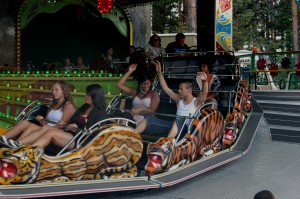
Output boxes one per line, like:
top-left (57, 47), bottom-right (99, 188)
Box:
top-left (46, 108), bottom-right (64, 126)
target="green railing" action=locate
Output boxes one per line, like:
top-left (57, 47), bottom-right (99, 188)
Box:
top-left (236, 51), bottom-right (300, 90)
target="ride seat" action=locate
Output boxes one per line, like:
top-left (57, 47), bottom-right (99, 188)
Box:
top-left (217, 78), bottom-right (239, 116)
top-left (25, 104), bottom-right (51, 125)
top-left (140, 97), bottom-right (177, 142)
top-left (162, 55), bottom-right (200, 79)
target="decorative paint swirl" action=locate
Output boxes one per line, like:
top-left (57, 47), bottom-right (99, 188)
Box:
top-left (216, 32), bottom-right (232, 51)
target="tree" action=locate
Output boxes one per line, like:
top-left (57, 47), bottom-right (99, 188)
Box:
top-left (152, 3), bottom-right (181, 33)
top-left (291, 0), bottom-right (299, 53)
top-left (233, 0), bottom-right (295, 52)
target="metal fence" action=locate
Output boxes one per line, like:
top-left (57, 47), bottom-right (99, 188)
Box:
top-left (236, 51), bottom-right (300, 90)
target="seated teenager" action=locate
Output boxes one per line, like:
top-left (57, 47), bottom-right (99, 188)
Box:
top-left (198, 60), bottom-right (221, 104)
top-left (1, 81), bottom-right (76, 147)
top-left (15, 84), bottom-right (109, 150)
top-left (115, 63), bottom-right (160, 127)
top-left (136, 60), bottom-right (208, 138)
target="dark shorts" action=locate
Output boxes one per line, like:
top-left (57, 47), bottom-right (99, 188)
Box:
top-left (110, 109), bottom-right (136, 128)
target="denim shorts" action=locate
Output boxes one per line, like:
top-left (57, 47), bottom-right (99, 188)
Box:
top-left (142, 115), bottom-right (174, 135)
top-left (142, 115), bottom-right (188, 136)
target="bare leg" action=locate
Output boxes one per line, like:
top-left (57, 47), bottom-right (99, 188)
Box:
top-left (4, 121), bottom-right (37, 139)
top-left (167, 121), bottom-right (178, 138)
top-left (18, 125), bottom-right (54, 145)
top-left (32, 129), bottom-right (75, 150)
top-left (135, 119), bottom-right (147, 133)
top-left (17, 123), bottom-right (42, 140)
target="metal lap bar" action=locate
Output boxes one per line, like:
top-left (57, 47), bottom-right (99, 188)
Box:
top-left (56, 129), bottom-right (84, 156)
top-left (185, 102), bottom-right (218, 131)
top-left (175, 116), bottom-right (189, 143)
top-left (167, 66), bottom-right (199, 69)
top-left (140, 111), bottom-right (179, 119)
top-left (75, 118), bottom-right (136, 149)
top-left (16, 98), bottom-right (53, 122)
top-left (174, 102), bottom-right (218, 144)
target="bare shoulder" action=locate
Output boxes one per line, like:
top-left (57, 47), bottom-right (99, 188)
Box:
top-left (151, 90), bottom-right (159, 96)
top-left (64, 102), bottom-right (76, 110)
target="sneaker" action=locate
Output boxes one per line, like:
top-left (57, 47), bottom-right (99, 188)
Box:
top-left (0, 135), bottom-right (8, 145)
top-left (8, 139), bottom-right (22, 149)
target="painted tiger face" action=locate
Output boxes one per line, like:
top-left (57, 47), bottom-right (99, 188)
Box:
top-left (0, 145), bottom-right (44, 185)
top-left (145, 137), bottom-right (175, 175)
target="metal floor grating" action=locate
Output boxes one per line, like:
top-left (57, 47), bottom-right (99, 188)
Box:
top-left (108, 118), bottom-right (300, 199)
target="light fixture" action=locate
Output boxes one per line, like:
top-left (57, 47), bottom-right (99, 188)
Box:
top-left (97, 0), bottom-right (114, 13)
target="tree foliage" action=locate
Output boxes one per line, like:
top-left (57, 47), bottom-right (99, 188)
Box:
top-left (233, 0), bottom-right (294, 51)
top-left (152, 3), bottom-right (181, 33)
top-left (152, 0), bottom-right (297, 51)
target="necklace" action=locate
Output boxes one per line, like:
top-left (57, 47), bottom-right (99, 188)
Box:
top-left (140, 89), bottom-right (148, 94)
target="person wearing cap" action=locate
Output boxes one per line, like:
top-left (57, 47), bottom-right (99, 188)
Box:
top-left (115, 63), bottom-right (160, 127)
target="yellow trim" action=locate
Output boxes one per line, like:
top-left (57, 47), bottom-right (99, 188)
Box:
top-left (129, 20), bottom-right (133, 45)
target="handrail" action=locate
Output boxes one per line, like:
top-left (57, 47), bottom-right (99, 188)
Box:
top-left (245, 69), bottom-right (300, 73)
top-left (15, 98), bottom-right (53, 122)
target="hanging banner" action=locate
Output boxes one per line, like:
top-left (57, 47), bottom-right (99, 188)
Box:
top-left (19, 0), bottom-right (128, 37)
top-left (215, 0), bottom-right (232, 51)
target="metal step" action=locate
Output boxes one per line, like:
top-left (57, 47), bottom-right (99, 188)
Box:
top-left (260, 105), bottom-right (300, 114)
top-left (266, 118), bottom-right (300, 128)
top-left (259, 102), bottom-right (300, 110)
top-left (270, 128), bottom-right (300, 144)
top-left (253, 95), bottom-right (300, 102)
top-left (252, 91), bottom-right (300, 103)
top-left (264, 113), bottom-right (300, 122)
top-left (252, 91), bottom-right (300, 97)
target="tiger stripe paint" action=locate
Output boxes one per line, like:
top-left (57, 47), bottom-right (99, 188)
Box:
top-left (223, 80), bottom-right (251, 148)
top-left (0, 124), bottom-right (143, 184)
top-left (145, 107), bottom-right (224, 175)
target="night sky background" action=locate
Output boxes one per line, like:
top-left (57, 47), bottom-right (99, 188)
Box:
top-left (21, 4), bottom-right (129, 68)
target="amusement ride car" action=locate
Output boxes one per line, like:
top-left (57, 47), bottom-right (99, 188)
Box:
top-left (0, 52), bottom-right (262, 198)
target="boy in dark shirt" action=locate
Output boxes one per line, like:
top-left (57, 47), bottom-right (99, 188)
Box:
top-left (166, 33), bottom-right (190, 54)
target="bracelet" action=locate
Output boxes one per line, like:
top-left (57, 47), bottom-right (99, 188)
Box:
top-left (202, 80), bottom-right (207, 82)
